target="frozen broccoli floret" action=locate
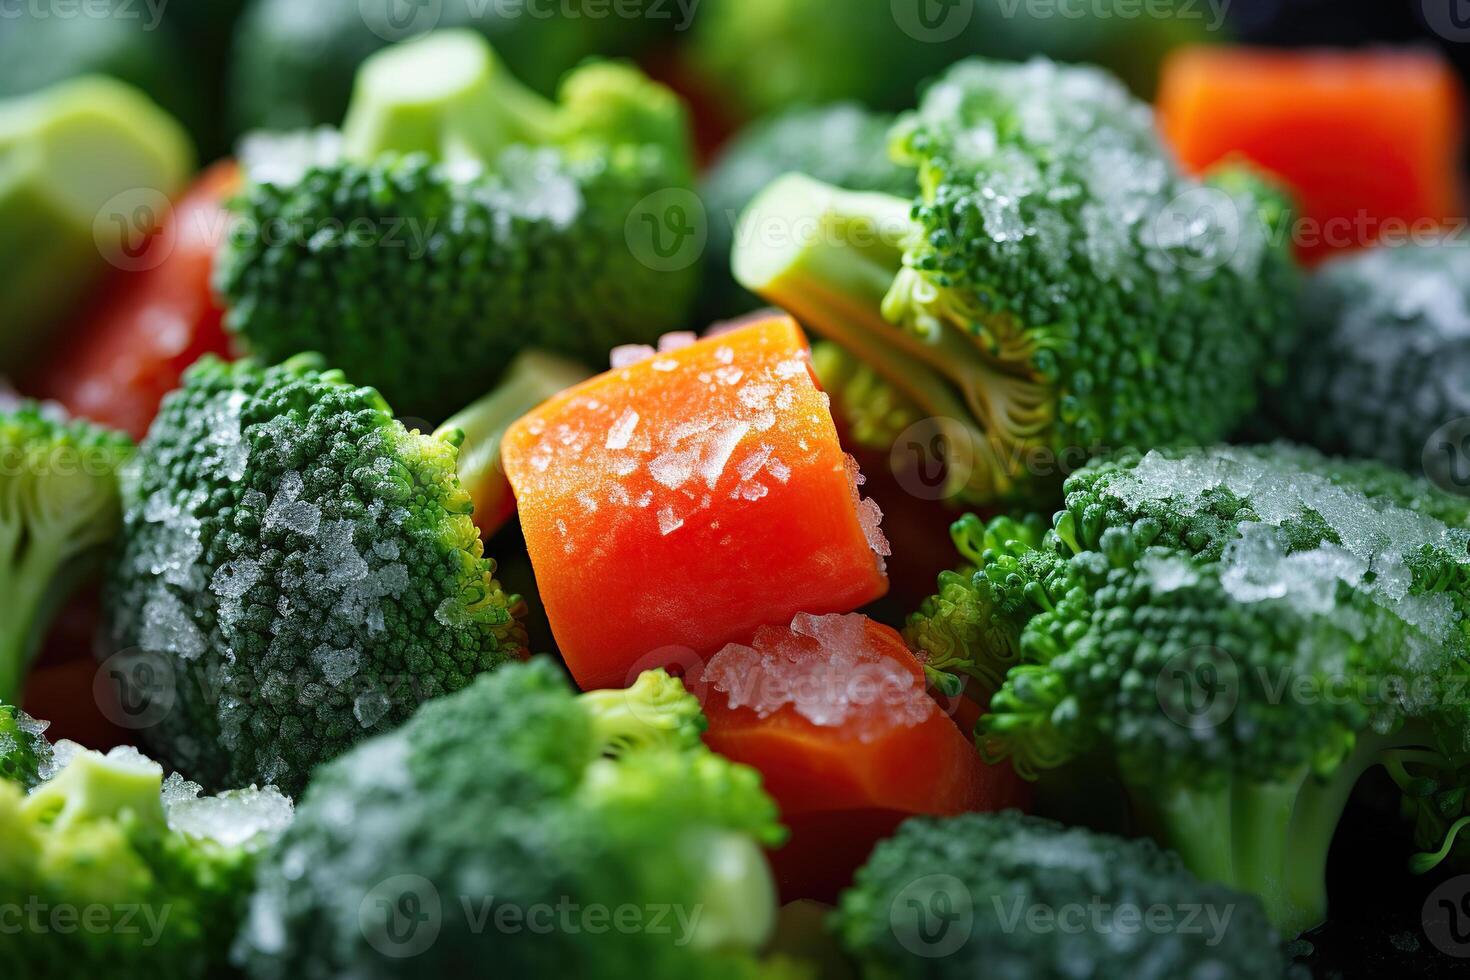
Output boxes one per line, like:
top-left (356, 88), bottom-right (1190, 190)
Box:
top-left (104, 354), bottom-right (526, 795)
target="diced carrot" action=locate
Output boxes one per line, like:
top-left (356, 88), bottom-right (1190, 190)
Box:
top-left (691, 613), bottom-right (1028, 901)
top-left (501, 315), bottom-right (890, 691)
top-left (23, 160), bottom-right (240, 439)
top-left (1157, 46), bottom-right (1465, 264)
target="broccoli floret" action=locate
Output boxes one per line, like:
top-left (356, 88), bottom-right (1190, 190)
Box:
top-left (700, 103), bottom-right (914, 323)
top-left (103, 354), bottom-right (527, 795)
top-left (0, 404), bottom-right (133, 704)
top-left (835, 811), bottom-right (1284, 979)
top-left (0, 740), bottom-right (292, 978)
top-left (216, 30), bottom-right (698, 421)
top-left (0, 77), bottom-right (193, 372)
top-left (1260, 239), bottom-right (1470, 479)
top-left (906, 444), bottom-right (1470, 936)
top-left (0, 702), bottom-right (52, 791)
top-left (734, 59), bottom-right (1299, 506)
top-left (234, 660), bottom-right (791, 979)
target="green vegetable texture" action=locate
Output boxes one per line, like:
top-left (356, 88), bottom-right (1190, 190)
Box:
top-left (103, 354), bottom-right (527, 796)
top-left (228, 0), bottom-right (663, 134)
top-left (700, 103), bottom-right (914, 323)
top-left (835, 811), bottom-right (1284, 979)
top-left (234, 660), bottom-right (801, 979)
top-left (734, 59), bottom-right (1299, 506)
top-left (1261, 238), bottom-right (1470, 479)
top-left (0, 702), bottom-right (53, 791)
top-left (216, 30), bottom-right (699, 421)
top-left (0, 76), bottom-right (193, 373)
top-left (905, 444), bottom-right (1470, 936)
top-left (0, 404), bottom-right (133, 704)
top-left (0, 740), bottom-right (293, 979)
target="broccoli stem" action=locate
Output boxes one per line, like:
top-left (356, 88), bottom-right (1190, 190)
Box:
top-left (732, 173), bottom-right (1018, 500)
top-left (0, 530), bottom-right (74, 704)
top-left (1128, 733), bottom-right (1416, 937)
top-left (341, 29), bottom-right (559, 165)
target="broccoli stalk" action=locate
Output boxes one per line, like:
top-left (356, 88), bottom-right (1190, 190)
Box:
top-left (434, 349), bottom-right (592, 540)
top-left (733, 59), bottom-right (1299, 506)
top-left (0, 406), bottom-right (132, 704)
top-left (908, 445), bottom-right (1470, 936)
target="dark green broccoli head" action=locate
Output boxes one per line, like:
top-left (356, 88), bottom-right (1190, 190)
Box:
top-left (1262, 239), bottom-right (1470, 480)
top-left (234, 659), bottom-right (788, 979)
top-left (0, 403), bottom-right (133, 704)
top-left (0, 703), bottom-right (52, 791)
top-left (700, 102), bottom-right (914, 322)
top-left (1, 742), bottom-right (293, 978)
top-left (104, 354), bottom-right (526, 795)
top-left (217, 33), bottom-right (698, 421)
top-left (906, 444), bottom-right (1470, 935)
top-left (735, 59), bottom-right (1300, 506)
top-left (835, 811), bottom-right (1284, 980)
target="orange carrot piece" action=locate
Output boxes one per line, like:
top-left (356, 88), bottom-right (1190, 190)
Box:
top-left (1157, 46), bottom-right (1465, 264)
top-left (691, 613), bottom-right (1028, 901)
top-left (501, 315), bottom-right (889, 691)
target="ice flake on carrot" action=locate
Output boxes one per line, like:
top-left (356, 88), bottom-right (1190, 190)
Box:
top-left (501, 314), bottom-right (889, 691)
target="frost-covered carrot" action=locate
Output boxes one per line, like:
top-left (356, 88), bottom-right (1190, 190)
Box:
top-left (501, 315), bottom-right (890, 691)
top-left (1157, 46), bottom-right (1464, 263)
top-left (692, 613), bottom-right (1028, 901)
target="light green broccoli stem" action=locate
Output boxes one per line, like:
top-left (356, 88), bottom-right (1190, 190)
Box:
top-left (676, 828), bottom-right (778, 953)
top-left (580, 669), bottom-right (709, 758)
top-left (1127, 732), bottom-right (1416, 938)
top-left (732, 174), bottom-right (1000, 501)
top-left (341, 29), bottom-right (559, 164)
top-left (24, 749), bottom-right (166, 833)
top-left (435, 350), bottom-right (592, 538)
top-left (0, 413), bottom-right (130, 703)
